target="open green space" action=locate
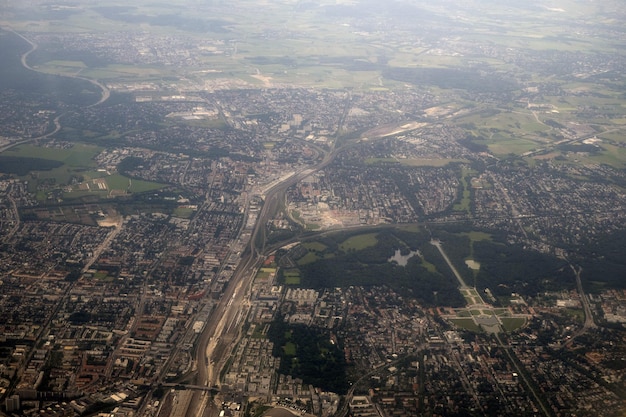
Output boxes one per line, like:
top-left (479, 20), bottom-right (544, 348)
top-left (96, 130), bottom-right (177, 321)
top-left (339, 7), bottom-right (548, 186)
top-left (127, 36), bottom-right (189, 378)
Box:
top-left (488, 138), bottom-right (541, 156)
top-left (2, 143), bottom-right (165, 201)
top-left (106, 174), bottom-right (131, 191)
top-left (115, 175), bottom-right (165, 193)
top-left (289, 228), bottom-right (466, 307)
top-left (291, 210), bottom-right (303, 223)
top-left (249, 324), bottom-right (266, 340)
top-left (339, 233), bottom-right (378, 252)
top-left (462, 231), bottom-right (493, 243)
top-left (305, 223), bottom-right (321, 231)
top-left (302, 242), bottom-right (328, 252)
top-left (500, 317), bottom-right (527, 332)
top-left (297, 241), bottom-right (335, 265)
top-left (93, 271), bottom-right (114, 282)
top-left (563, 308), bottom-right (585, 323)
top-left (598, 130), bottom-right (626, 144)
top-left (35, 60), bottom-right (87, 76)
top-left (452, 166), bottom-right (476, 213)
top-left (421, 258), bottom-right (437, 273)
top-left (282, 269), bottom-right (301, 285)
top-left (584, 143), bottom-right (626, 169)
top-left (4, 143), bottom-right (101, 166)
top-left (81, 65), bottom-right (166, 80)
top-left (365, 157), bottom-right (469, 167)
top-left (283, 341), bottom-right (297, 356)
top-left (448, 318), bottom-right (482, 333)
top-left (467, 288), bottom-right (480, 297)
top-left (255, 270), bottom-right (272, 281)
top-left (288, 226), bottom-right (583, 311)
top-left (172, 207), bottom-right (195, 219)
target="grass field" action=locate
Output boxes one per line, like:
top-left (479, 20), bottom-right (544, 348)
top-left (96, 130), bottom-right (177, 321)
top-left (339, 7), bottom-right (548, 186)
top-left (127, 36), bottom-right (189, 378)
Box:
top-left (453, 170), bottom-right (471, 213)
top-left (586, 143), bottom-right (626, 169)
top-left (487, 138), bottom-right (541, 156)
top-left (256, 267), bottom-right (278, 282)
top-left (302, 242), bottom-right (328, 252)
top-left (296, 251), bottom-right (319, 266)
top-left (463, 231), bottom-right (493, 242)
top-left (35, 60), bottom-right (87, 76)
top-left (82, 65), bottom-right (166, 80)
top-left (283, 269), bottom-right (301, 285)
top-left (283, 341), bottom-right (297, 356)
top-left (500, 317), bottom-right (527, 332)
top-left (306, 223), bottom-right (321, 231)
top-left (339, 233), bottom-right (378, 252)
top-left (3, 143), bottom-right (165, 199)
top-left (365, 157), bottom-right (469, 167)
top-left (5, 143), bottom-right (101, 165)
top-left (106, 174), bottom-right (130, 191)
top-left (5, 144), bottom-right (102, 197)
top-left (449, 318), bottom-right (482, 333)
top-left (172, 207), bottom-right (195, 219)
top-left (563, 308), bottom-right (585, 323)
top-left (74, 174), bottom-right (165, 195)
top-left (250, 324), bottom-right (266, 340)
top-left (421, 258), bottom-right (437, 273)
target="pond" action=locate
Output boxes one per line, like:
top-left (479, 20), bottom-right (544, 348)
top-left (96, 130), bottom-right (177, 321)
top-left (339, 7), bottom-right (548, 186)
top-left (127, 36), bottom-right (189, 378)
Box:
top-left (387, 248), bottom-right (420, 267)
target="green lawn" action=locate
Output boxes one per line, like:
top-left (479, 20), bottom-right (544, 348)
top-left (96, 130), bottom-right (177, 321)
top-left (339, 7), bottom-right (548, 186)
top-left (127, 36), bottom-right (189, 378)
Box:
top-left (284, 342), bottom-right (296, 356)
top-left (500, 317), bottom-right (527, 332)
top-left (106, 174), bottom-right (165, 193)
top-left (302, 242), bottom-right (328, 252)
top-left (297, 252), bottom-right (319, 266)
top-left (255, 270), bottom-right (272, 280)
top-left (4, 143), bottom-right (101, 166)
top-left (173, 207), bottom-right (195, 219)
top-left (106, 174), bottom-right (130, 191)
top-left (463, 231), bottom-right (493, 242)
top-left (449, 318), bottom-right (482, 333)
top-left (283, 269), bottom-right (301, 285)
top-left (339, 233), bottom-right (378, 252)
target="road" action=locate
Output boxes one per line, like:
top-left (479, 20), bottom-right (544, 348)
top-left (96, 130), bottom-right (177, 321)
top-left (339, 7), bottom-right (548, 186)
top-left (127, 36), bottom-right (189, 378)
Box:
top-left (0, 114), bottom-right (63, 153)
top-left (334, 354), bottom-right (415, 417)
top-left (5, 190), bottom-right (20, 239)
top-left (494, 332), bottom-right (551, 417)
top-left (488, 174), bottom-right (529, 240)
top-left (81, 217), bottom-right (124, 272)
top-left (562, 264), bottom-right (596, 349)
top-left (0, 30), bottom-right (111, 155)
top-left (430, 239), bottom-right (469, 289)
top-left (10, 29), bottom-right (110, 107)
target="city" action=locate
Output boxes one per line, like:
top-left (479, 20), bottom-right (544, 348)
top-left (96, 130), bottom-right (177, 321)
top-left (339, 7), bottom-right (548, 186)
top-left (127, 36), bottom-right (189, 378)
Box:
top-left (1, 1), bottom-right (626, 417)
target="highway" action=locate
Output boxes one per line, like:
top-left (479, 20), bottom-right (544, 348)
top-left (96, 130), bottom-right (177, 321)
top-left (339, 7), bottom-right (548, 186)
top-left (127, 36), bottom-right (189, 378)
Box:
top-left (562, 264), bottom-right (596, 349)
top-left (11, 29), bottom-right (110, 108)
top-left (0, 30), bottom-right (110, 155)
